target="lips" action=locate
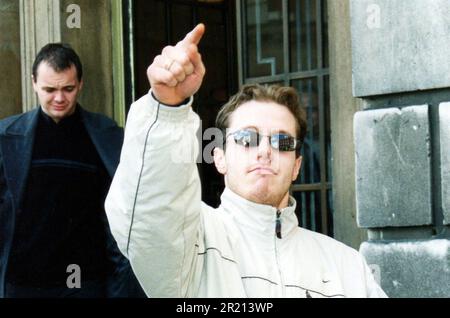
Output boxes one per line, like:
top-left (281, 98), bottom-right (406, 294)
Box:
top-left (52, 105), bottom-right (66, 111)
top-left (249, 166), bottom-right (276, 175)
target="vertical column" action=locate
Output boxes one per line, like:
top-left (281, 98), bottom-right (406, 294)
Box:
top-left (111, 0), bottom-right (126, 127)
top-left (0, 0), bottom-right (22, 119)
top-left (328, 0), bottom-right (368, 248)
top-left (59, 0), bottom-right (114, 118)
top-left (20, 0), bottom-right (61, 111)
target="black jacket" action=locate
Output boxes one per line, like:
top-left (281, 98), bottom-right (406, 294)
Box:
top-left (0, 106), bottom-right (145, 298)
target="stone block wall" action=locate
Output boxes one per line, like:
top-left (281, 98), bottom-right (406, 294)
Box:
top-left (360, 240), bottom-right (450, 298)
top-left (354, 102), bottom-right (450, 297)
top-left (354, 106), bottom-right (432, 228)
top-left (351, 0), bottom-right (450, 298)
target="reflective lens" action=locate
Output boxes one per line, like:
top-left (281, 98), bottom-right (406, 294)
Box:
top-left (228, 129), bottom-right (300, 152)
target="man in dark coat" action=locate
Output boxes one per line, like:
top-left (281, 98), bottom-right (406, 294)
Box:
top-left (0, 43), bottom-right (145, 298)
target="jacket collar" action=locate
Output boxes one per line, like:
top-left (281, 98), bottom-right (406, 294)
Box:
top-left (220, 187), bottom-right (299, 239)
top-left (79, 108), bottom-right (123, 177)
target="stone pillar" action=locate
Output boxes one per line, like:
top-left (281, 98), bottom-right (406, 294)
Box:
top-left (328, 0), bottom-right (368, 249)
top-left (19, 0), bottom-right (61, 111)
top-left (351, 0), bottom-right (450, 297)
top-left (59, 0), bottom-right (114, 119)
top-left (0, 0), bottom-right (22, 119)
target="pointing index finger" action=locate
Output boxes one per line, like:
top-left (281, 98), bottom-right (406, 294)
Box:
top-left (179, 23), bottom-right (205, 48)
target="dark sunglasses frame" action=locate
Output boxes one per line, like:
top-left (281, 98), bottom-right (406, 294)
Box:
top-left (226, 129), bottom-right (301, 152)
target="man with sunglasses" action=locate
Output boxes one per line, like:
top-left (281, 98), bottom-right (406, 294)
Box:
top-left (105, 24), bottom-right (386, 298)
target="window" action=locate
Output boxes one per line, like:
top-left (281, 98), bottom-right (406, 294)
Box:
top-left (130, 0), bottom-right (237, 207)
top-left (237, 0), bottom-right (332, 235)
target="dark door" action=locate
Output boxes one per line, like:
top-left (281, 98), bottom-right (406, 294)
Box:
top-left (130, 0), bottom-right (237, 207)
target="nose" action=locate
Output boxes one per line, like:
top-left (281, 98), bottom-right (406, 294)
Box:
top-left (54, 90), bottom-right (65, 103)
top-left (257, 135), bottom-right (272, 160)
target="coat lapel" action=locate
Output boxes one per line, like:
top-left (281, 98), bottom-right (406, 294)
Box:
top-left (80, 108), bottom-right (124, 178)
top-left (0, 108), bottom-right (39, 209)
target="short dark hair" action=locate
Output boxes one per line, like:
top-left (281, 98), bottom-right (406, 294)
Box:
top-left (215, 84), bottom-right (307, 157)
top-left (32, 43), bottom-right (83, 82)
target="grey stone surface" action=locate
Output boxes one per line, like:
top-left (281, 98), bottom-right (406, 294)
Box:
top-left (20, 0), bottom-right (61, 112)
top-left (360, 240), bottom-right (450, 298)
top-left (61, 0), bottom-right (115, 118)
top-left (0, 0), bottom-right (22, 119)
top-left (440, 102), bottom-right (450, 225)
top-left (328, 0), bottom-right (368, 249)
top-left (351, 0), bottom-right (450, 97)
top-left (368, 227), bottom-right (435, 241)
top-left (354, 105), bottom-right (432, 228)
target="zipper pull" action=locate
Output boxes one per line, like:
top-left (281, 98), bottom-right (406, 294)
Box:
top-left (276, 210), bottom-right (282, 239)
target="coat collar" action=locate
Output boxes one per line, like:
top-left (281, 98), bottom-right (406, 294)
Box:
top-left (219, 187), bottom-right (299, 239)
top-left (79, 108), bottom-right (123, 177)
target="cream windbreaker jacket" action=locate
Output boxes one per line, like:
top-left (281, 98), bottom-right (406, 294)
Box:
top-left (105, 92), bottom-right (387, 298)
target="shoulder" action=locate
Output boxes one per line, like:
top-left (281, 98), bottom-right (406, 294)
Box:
top-left (296, 227), bottom-right (362, 260)
top-left (87, 111), bottom-right (120, 126)
top-left (0, 115), bottom-right (19, 132)
top-left (80, 108), bottom-right (123, 131)
top-left (296, 227), bottom-right (373, 283)
top-left (0, 110), bottom-right (37, 134)
top-left (296, 228), bottom-right (386, 297)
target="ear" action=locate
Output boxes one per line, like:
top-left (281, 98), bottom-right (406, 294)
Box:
top-left (79, 79), bottom-right (84, 91)
top-left (213, 147), bottom-right (227, 175)
top-left (291, 155), bottom-right (302, 181)
top-left (32, 75), bottom-right (38, 92)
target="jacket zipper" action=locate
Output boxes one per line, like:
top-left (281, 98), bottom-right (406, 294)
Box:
top-left (275, 210), bottom-right (282, 239)
top-left (274, 209), bottom-right (285, 296)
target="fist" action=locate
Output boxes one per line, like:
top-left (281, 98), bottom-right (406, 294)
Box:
top-left (147, 23), bottom-right (206, 106)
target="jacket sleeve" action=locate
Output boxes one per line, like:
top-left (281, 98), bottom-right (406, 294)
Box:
top-left (105, 91), bottom-right (203, 297)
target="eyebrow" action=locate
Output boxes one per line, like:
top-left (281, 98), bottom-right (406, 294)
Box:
top-left (240, 126), bottom-right (294, 136)
top-left (42, 85), bottom-right (76, 89)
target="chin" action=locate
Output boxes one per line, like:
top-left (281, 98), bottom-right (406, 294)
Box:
top-left (253, 177), bottom-right (272, 190)
top-left (252, 183), bottom-right (291, 208)
top-left (249, 183), bottom-right (272, 202)
top-left (50, 111), bottom-right (65, 118)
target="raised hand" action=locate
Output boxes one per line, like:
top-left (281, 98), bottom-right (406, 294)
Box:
top-left (147, 23), bottom-right (206, 106)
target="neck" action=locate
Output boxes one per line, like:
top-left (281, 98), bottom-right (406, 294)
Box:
top-left (276, 192), bottom-right (290, 210)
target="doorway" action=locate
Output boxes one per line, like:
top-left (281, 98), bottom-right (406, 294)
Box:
top-left (129, 0), bottom-right (238, 207)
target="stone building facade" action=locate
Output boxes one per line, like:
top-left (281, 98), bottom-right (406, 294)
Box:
top-left (351, 0), bottom-right (450, 297)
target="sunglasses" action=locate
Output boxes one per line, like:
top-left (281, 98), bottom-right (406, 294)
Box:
top-left (226, 129), bottom-right (301, 152)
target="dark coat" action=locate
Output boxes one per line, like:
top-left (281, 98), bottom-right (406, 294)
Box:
top-left (0, 106), bottom-right (145, 298)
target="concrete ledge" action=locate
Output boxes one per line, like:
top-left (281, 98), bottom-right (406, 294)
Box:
top-left (360, 240), bottom-right (450, 298)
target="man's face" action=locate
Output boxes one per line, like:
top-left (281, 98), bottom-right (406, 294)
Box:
top-left (32, 62), bottom-right (83, 123)
top-left (214, 101), bottom-right (302, 209)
